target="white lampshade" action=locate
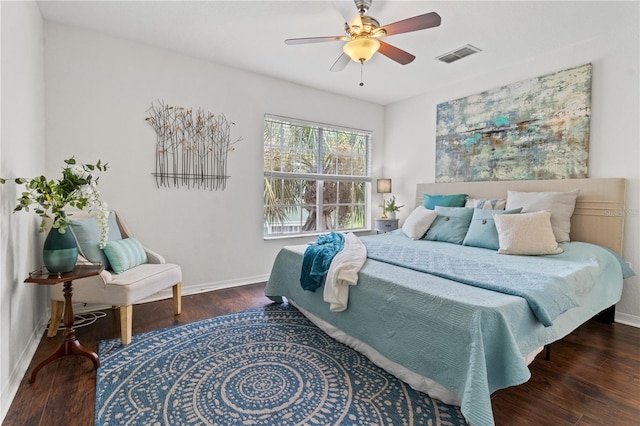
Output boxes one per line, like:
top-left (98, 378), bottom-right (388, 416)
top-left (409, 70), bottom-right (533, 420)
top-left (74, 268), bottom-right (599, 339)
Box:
top-left (343, 38), bottom-right (381, 63)
top-left (377, 178), bottom-right (391, 194)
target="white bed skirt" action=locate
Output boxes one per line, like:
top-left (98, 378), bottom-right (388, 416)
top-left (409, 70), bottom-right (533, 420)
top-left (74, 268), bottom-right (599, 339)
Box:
top-left (289, 298), bottom-right (543, 408)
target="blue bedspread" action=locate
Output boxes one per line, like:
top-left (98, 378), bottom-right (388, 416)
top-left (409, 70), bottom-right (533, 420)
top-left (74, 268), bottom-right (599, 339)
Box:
top-left (300, 232), bottom-right (344, 291)
top-left (362, 234), bottom-right (578, 326)
top-left (265, 233), bottom-right (625, 426)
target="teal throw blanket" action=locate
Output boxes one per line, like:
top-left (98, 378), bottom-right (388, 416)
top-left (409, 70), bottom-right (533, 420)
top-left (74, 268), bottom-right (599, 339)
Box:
top-left (300, 232), bottom-right (345, 291)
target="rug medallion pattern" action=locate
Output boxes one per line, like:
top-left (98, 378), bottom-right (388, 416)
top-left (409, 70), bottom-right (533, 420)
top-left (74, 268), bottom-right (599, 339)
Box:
top-left (96, 303), bottom-right (467, 425)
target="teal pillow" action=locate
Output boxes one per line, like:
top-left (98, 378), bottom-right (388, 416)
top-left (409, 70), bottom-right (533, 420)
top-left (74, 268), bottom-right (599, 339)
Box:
top-left (103, 237), bottom-right (148, 274)
top-left (424, 206), bottom-right (474, 244)
top-left (423, 193), bottom-right (468, 210)
top-left (70, 212), bottom-right (121, 268)
top-left (462, 208), bottom-right (522, 250)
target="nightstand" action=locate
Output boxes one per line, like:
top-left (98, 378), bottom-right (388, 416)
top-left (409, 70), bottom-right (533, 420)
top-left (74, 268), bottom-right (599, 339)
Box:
top-left (375, 218), bottom-right (399, 233)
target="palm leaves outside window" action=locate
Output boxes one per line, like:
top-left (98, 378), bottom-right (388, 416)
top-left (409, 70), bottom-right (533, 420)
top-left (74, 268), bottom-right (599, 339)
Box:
top-left (264, 115), bottom-right (371, 237)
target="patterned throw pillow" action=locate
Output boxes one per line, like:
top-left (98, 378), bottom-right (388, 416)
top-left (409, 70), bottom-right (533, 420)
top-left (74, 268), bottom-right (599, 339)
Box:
top-left (464, 198), bottom-right (507, 210)
top-left (103, 237), bottom-right (148, 274)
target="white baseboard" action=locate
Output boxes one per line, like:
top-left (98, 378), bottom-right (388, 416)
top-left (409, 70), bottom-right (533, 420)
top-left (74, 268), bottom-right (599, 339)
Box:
top-left (615, 312), bottom-right (640, 328)
top-left (140, 274), bottom-right (271, 304)
top-left (0, 311), bottom-right (50, 424)
top-left (185, 274), bottom-right (271, 296)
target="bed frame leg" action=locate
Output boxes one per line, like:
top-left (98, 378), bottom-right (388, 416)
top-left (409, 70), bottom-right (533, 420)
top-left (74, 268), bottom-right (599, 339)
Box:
top-left (595, 305), bottom-right (616, 323)
top-left (544, 344), bottom-right (551, 361)
top-left (543, 304), bottom-right (615, 362)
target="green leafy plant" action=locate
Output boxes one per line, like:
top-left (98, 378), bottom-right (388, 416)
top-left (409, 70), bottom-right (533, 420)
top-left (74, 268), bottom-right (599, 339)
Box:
top-left (382, 196), bottom-right (403, 213)
top-left (1, 157), bottom-right (110, 247)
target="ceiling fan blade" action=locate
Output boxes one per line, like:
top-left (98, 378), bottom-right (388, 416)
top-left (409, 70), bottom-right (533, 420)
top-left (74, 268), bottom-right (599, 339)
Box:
top-left (285, 36), bottom-right (347, 45)
top-left (330, 53), bottom-right (350, 72)
top-left (378, 40), bottom-right (416, 65)
top-left (379, 12), bottom-right (441, 37)
top-left (333, 0), bottom-right (363, 29)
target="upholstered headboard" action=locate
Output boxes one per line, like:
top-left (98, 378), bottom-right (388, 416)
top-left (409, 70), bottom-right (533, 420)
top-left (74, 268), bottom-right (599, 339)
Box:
top-left (415, 178), bottom-right (627, 255)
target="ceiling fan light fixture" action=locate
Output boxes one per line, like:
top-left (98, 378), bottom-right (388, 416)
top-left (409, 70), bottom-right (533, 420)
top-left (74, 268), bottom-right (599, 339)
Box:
top-left (343, 37), bottom-right (380, 63)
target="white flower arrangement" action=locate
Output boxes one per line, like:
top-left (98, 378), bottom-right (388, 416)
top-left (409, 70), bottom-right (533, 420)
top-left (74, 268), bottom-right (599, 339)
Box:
top-left (1, 157), bottom-right (110, 247)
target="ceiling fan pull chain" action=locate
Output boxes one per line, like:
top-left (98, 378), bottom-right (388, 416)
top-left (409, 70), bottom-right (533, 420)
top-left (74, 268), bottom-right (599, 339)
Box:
top-left (360, 60), bottom-right (365, 86)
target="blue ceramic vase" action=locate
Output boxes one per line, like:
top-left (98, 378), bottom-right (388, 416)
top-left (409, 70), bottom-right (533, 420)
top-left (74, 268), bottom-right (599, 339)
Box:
top-left (43, 220), bottom-right (78, 273)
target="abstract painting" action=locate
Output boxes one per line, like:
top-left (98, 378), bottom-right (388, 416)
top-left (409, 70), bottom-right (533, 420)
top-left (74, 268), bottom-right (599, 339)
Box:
top-left (436, 63), bottom-right (592, 182)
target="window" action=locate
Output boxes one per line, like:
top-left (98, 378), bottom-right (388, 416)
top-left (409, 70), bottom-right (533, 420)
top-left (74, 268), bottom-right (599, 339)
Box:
top-left (264, 114), bottom-right (371, 238)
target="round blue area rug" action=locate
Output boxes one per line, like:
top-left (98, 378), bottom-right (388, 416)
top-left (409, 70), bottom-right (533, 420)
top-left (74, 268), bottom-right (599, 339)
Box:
top-left (95, 303), bottom-right (467, 425)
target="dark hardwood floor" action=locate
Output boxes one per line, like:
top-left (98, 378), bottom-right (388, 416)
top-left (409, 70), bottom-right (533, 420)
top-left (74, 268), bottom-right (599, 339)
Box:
top-left (3, 283), bottom-right (639, 425)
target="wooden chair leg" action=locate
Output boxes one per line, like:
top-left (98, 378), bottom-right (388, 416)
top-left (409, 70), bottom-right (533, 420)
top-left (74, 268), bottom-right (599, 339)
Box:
top-left (173, 282), bottom-right (182, 315)
top-left (120, 305), bottom-right (133, 345)
top-left (47, 300), bottom-right (64, 337)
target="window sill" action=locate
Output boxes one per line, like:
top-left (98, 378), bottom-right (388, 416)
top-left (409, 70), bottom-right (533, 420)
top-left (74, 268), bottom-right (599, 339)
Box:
top-left (264, 228), bottom-right (374, 241)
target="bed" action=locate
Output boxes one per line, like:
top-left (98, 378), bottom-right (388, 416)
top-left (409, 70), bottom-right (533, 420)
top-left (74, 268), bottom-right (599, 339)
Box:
top-left (264, 178), bottom-right (629, 426)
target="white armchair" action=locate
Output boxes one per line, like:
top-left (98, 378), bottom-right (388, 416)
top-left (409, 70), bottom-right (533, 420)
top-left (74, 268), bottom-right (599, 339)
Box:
top-left (47, 211), bottom-right (182, 345)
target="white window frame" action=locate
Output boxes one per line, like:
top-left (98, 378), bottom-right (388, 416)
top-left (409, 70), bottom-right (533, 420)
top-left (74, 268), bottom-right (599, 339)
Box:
top-left (263, 114), bottom-right (372, 239)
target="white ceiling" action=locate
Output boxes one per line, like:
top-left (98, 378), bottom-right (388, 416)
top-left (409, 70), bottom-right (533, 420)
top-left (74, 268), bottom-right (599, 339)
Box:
top-left (36, 0), bottom-right (638, 105)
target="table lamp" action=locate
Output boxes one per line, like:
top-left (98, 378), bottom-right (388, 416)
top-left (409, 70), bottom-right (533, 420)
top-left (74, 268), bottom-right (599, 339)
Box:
top-left (377, 178), bottom-right (392, 219)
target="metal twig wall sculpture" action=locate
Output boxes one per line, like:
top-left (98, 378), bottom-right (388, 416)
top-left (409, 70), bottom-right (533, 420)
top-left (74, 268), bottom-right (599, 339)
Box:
top-left (145, 100), bottom-right (242, 190)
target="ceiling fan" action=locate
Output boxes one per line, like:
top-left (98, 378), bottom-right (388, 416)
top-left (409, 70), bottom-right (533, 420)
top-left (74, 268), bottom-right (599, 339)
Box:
top-left (285, 0), bottom-right (441, 76)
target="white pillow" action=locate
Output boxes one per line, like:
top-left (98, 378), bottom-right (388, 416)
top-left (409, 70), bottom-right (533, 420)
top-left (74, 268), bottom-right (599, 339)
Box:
top-left (494, 210), bottom-right (563, 255)
top-left (402, 206), bottom-right (438, 240)
top-left (505, 189), bottom-right (579, 243)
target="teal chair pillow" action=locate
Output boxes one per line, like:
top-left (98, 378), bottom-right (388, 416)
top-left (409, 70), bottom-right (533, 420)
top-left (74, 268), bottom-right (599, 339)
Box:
top-left (70, 212), bottom-right (121, 268)
top-left (103, 237), bottom-right (148, 274)
top-left (423, 193), bottom-right (468, 210)
top-left (462, 208), bottom-right (522, 250)
top-left (424, 206), bottom-right (474, 244)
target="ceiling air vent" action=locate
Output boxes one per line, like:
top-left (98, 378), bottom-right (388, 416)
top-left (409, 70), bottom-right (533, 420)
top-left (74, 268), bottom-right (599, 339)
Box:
top-left (436, 44), bottom-right (482, 64)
